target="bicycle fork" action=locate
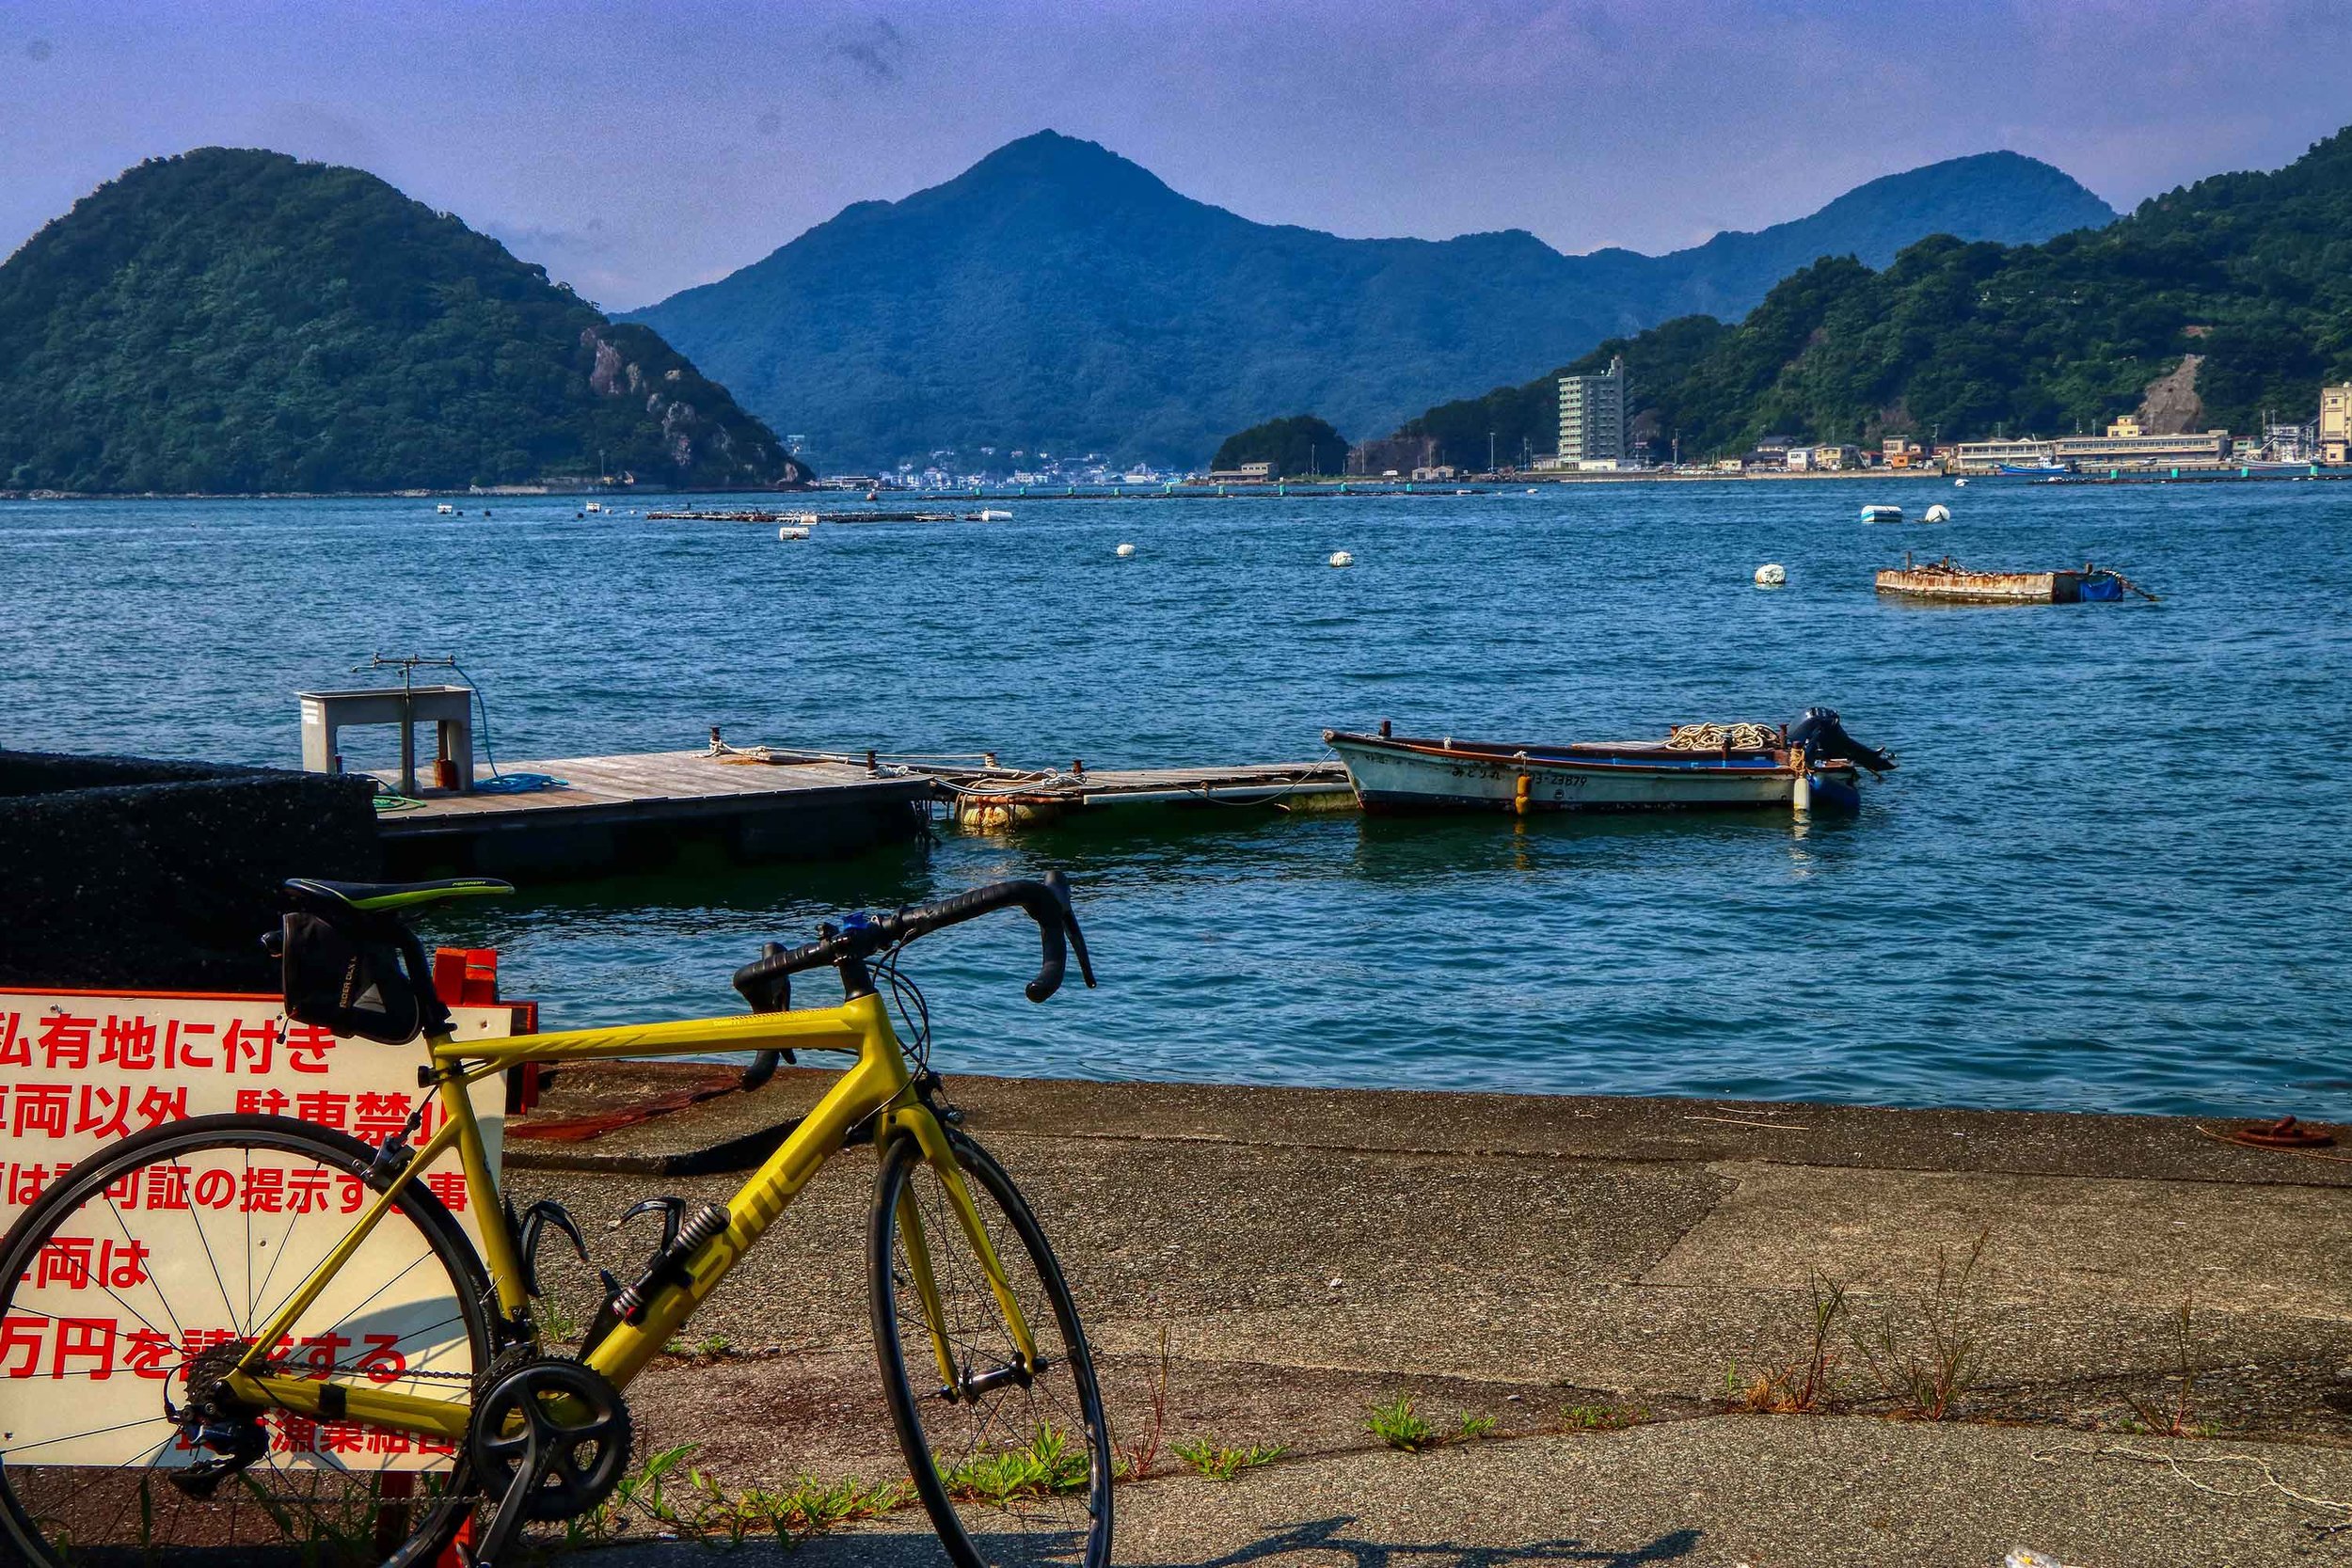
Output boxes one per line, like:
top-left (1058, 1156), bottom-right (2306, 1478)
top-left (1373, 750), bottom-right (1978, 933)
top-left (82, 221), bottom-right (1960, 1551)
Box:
top-left (883, 1107), bottom-right (1042, 1400)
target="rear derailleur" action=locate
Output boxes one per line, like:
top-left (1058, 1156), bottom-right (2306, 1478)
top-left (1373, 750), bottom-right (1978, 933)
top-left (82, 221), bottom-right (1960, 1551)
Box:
top-left (163, 1339), bottom-right (272, 1499)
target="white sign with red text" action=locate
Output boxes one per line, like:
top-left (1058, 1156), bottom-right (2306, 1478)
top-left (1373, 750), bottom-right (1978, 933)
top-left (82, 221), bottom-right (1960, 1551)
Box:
top-left (0, 990), bottom-right (518, 1471)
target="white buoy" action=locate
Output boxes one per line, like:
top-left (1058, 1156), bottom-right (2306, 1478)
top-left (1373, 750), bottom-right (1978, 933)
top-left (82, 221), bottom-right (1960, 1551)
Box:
top-left (1923, 503), bottom-right (1951, 524)
top-left (1327, 550), bottom-right (1355, 568)
top-left (1115, 542), bottom-right (1136, 558)
top-left (777, 525), bottom-right (810, 540)
top-left (1754, 562), bottom-right (1787, 587)
top-left (1954, 477), bottom-right (1968, 487)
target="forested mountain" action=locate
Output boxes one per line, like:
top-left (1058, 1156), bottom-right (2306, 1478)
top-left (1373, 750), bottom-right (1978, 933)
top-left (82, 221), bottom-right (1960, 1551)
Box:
top-left (1390, 127), bottom-right (2352, 466)
top-left (631, 131), bottom-right (2113, 470)
top-left (0, 149), bottom-right (805, 494)
top-left (1211, 415), bottom-right (1350, 477)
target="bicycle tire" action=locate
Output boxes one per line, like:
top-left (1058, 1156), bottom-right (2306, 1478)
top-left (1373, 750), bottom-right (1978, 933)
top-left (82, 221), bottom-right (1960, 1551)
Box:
top-left (0, 1114), bottom-right (495, 1568)
top-left (868, 1129), bottom-right (1113, 1568)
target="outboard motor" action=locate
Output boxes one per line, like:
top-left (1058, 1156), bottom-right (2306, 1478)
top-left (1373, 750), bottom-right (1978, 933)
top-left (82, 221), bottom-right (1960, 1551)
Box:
top-left (1788, 708), bottom-right (1896, 775)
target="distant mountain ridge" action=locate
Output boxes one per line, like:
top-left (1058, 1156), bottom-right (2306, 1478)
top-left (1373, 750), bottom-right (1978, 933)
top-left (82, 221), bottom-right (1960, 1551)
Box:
top-left (1385, 125), bottom-right (2352, 464)
top-left (1614, 151), bottom-right (2120, 323)
top-left (0, 149), bottom-right (805, 494)
top-left (631, 132), bottom-right (2115, 468)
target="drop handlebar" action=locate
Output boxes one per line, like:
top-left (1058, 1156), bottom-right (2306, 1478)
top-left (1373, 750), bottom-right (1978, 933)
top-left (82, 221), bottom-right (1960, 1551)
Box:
top-left (731, 871), bottom-right (1096, 1013)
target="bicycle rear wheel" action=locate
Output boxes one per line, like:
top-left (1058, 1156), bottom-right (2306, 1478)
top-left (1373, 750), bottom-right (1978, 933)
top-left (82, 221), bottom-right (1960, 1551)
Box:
top-left (869, 1129), bottom-right (1112, 1568)
top-left (0, 1114), bottom-right (493, 1568)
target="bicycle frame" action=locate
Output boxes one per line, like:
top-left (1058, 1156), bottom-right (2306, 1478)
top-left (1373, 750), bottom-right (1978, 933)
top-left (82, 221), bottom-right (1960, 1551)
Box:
top-left (225, 990), bottom-right (1041, 1439)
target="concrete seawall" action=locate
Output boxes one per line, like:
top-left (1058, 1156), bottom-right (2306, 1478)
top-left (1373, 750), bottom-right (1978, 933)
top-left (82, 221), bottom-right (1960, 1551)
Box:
top-left (0, 751), bottom-right (378, 990)
top-left (510, 1067), bottom-right (2352, 1566)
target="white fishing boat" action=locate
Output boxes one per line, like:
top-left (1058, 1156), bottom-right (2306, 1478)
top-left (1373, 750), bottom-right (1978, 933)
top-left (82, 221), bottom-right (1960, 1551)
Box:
top-left (1324, 711), bottom-right (1894, 816)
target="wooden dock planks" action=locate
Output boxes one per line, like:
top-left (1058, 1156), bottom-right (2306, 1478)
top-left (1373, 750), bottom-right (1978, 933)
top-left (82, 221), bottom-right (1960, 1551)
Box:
top-left (367, 748), bottom-right (1355, 868)
top-left (374, 751), bottom-right (933, 837)
top-left (370, 750), bottom-right (937, 877)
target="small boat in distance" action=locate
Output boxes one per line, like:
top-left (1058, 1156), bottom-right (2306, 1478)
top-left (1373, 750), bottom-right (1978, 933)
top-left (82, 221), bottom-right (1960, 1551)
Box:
top-left (1861, 504), bottom-right (1903, 524)
top-left (1325, 710), bottom-right (1894, 816)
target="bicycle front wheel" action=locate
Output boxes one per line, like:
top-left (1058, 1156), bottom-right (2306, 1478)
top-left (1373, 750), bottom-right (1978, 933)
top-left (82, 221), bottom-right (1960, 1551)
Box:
top-left (869, 1128), bottom-right (1112, 1568)
top-left (0, 1114), bottom-right (494, 1568)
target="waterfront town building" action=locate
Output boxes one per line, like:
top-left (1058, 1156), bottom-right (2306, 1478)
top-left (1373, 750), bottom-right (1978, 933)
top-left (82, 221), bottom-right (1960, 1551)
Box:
top-left (1950, 436), bottom-right (2059, 470)
top-left (1788, 444), bottom-right (1861, 471)
top-left (2320, 384), bottom-right (2352, 465)
top-left (1883, 437), bottom-right (1925, 469)
top-left (2051, 416), bottom-right (2231, 469)
top-left (1203, 460), bottom-right (1278, 483)
top-left (1558, 356), bottom-right (1629, 466)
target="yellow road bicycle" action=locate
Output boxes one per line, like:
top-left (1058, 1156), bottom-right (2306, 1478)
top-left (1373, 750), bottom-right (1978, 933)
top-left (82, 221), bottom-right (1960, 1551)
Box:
top-left (0, 872), bottom-right (1112, 1568)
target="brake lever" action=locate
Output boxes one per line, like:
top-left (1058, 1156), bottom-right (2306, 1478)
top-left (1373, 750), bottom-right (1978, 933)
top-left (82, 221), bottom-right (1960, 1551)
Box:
top-left (739, 941), bottom-right (795, 1088)
top-left (1043, 871), bottom-right (1097, 989)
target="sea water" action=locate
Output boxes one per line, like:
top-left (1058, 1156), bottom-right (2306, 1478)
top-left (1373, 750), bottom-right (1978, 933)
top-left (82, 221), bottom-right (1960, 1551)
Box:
top-left (4, 481), bottom-right (2347, 1117)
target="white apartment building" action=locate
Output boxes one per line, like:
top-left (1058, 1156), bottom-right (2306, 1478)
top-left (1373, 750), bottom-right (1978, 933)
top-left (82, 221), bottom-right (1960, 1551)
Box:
top-left (1558, 356), bottom-right (1629, 465)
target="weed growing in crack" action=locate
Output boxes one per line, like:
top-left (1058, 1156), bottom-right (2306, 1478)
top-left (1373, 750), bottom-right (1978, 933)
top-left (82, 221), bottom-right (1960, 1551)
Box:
top-left (1171, 1436), bottom-right (1284, 1481)
top-left (567, 1443), bottom-right (912, 1549)
top-left (936, 1425), bottom-right (1090, 1503)
top-left (1115, 1326), bottom-right (1173, 1481)
top-left (1561, 1402), bottom-right (1648, 1432)
top-left (2124, 1292), bottom-right (2211, 1439)
top-left (1731, 1268), bottom-right (1850, 1413)
top-left (1366, 1394), bottom-right (1434, 1451)
top-left (1847, 1226), bottom-right (1993, 1420)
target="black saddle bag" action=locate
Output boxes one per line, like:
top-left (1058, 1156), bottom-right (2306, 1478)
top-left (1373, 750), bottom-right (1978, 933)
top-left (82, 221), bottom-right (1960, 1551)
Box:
top-left (278, 911), bottom-right (427, 1045)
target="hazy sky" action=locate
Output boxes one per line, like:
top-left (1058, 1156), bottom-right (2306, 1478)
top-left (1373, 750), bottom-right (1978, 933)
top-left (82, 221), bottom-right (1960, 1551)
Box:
top-left (3, 0), bottom-right (2345, 310)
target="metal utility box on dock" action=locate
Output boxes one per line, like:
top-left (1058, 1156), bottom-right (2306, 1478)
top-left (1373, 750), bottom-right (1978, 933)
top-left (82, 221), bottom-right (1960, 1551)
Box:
top-left (301, 686), bottom-right (475, 796)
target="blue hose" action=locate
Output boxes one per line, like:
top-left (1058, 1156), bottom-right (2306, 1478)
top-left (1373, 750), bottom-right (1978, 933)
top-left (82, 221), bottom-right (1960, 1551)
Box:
top-left (472, 771), bottom-right (566, 795)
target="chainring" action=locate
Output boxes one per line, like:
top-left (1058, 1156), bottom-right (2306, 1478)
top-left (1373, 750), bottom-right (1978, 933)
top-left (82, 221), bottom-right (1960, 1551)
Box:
top-left (467, 1356), bottom-right (631, 1523)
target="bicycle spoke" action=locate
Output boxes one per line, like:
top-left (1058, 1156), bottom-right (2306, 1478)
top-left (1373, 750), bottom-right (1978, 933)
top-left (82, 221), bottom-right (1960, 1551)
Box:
top-left (189, 1199), bottom-right (246, 1340)
top-left (244, 1148), bottom-right (255, 1338)
top-left (103, 1188), bottom-right (188, 1342)
top-left (247, 1186), bottom-right (312, 1320)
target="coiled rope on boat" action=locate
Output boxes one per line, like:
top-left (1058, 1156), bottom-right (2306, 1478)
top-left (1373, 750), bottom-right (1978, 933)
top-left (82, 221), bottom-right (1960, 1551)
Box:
top-left (1665, 721), bottom-right (1779, 752)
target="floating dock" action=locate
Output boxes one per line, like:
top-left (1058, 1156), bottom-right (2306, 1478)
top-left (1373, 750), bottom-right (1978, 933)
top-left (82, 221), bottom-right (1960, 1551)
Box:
top-left (367, 748), bottom-right (1355, 875)
top-left (931, 760), bottom-right (1353, 829)
top-left (373, 751), bottom-right (933, 877)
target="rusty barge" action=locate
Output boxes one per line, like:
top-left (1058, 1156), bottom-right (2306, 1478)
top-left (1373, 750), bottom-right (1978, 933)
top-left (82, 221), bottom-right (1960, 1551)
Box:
top-left (1874, 554), bottom-right (2157, 604)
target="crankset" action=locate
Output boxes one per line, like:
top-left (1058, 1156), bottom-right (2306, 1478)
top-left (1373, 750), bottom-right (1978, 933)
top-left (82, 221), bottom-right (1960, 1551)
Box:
top-left (466, 1356), bottom-right (630, 1568)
